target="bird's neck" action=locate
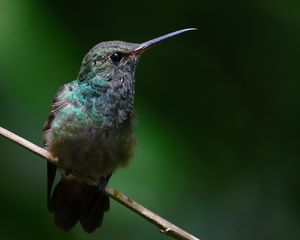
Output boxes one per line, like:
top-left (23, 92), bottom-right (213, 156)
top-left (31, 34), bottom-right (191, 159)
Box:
top-left (78, 73), bottom-right (135, 128)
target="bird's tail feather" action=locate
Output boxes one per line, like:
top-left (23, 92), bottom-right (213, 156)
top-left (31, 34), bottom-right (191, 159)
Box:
top-left (48, 176), bottom-right (109, 233)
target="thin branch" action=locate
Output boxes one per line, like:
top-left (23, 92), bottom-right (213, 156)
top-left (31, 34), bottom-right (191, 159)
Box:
top-left (0, 126), bottom-right (199, 240)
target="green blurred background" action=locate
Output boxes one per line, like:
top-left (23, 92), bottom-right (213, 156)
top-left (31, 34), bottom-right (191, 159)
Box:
top-left (0, 0), bottom-right (299, 239)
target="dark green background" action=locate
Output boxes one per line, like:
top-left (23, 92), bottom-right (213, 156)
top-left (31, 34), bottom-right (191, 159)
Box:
top-left (0, 0), bottom-right (299, 239)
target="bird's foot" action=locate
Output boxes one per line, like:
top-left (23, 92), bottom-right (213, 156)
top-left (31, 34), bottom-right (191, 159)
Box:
top-left (97, 178), bottom-right (108, 192)
top-left (97, 173), bottom-right (112, 192)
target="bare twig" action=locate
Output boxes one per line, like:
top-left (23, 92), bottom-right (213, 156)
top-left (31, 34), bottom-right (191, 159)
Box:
top-left (0, 126), bottom-right (199, 240)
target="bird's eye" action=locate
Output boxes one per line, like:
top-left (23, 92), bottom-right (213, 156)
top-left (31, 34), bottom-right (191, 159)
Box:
top-left (109, 52), bottom-right (123, 64)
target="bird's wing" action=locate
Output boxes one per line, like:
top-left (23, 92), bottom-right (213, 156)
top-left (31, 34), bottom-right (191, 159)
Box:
top-left (42, 85), bottom-right (69, 139)
top-left (43, 84), bottom-right (69, 210)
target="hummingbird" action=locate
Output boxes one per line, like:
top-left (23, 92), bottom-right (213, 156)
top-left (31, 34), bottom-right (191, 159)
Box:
top-left (43, 28), bottom-right (196, 233)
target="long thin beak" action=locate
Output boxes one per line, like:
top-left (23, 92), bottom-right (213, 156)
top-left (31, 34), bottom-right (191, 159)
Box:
top-left (132, 28), bottom-right (197, 55)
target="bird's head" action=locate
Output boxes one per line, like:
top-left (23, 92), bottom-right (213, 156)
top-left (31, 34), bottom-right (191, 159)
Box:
top-left (78, 28), bottom-right (197, 83)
